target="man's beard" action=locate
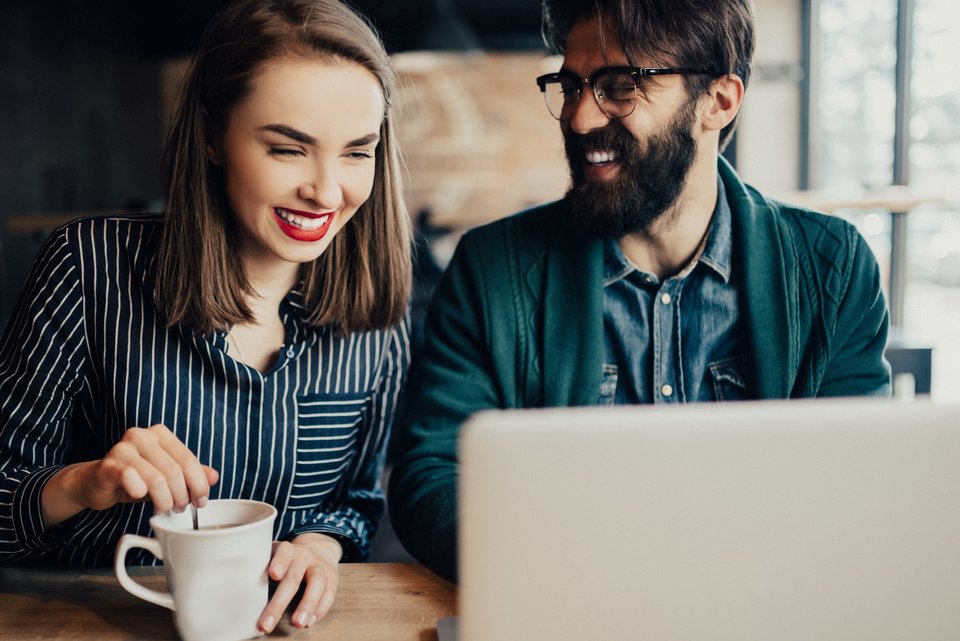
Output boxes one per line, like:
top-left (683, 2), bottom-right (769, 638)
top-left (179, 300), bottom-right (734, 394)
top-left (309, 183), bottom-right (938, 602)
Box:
top-left (563, 101), bottom-right (698, 237)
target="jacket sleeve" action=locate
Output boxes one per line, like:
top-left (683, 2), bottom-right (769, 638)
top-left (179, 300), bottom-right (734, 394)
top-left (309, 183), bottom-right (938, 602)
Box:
top-left (285, 318), bottom-right (411, 562)
top-left (0, 227), bottom-right (88, 562)
top-left (389, 233), bottom-right (503, 582)
top-left (817, 227), bottom-right (891, 397)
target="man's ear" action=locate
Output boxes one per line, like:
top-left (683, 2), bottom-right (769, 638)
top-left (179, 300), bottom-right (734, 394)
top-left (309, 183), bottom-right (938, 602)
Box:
top-left (701, 74), bottom-right (745, 133)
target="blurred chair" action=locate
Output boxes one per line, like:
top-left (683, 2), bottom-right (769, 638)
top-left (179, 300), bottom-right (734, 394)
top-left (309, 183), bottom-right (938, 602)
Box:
top-left (885, 332), bottom-right (932, 397)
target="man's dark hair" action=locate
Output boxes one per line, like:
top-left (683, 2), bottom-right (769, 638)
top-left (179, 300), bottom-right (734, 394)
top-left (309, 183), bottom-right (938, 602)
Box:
top-left (542, 0), bottom-right (756, 150)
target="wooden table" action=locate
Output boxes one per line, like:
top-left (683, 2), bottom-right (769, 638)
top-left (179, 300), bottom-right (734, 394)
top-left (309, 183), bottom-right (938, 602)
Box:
top-left (0, 563), bottom-right (457, 641)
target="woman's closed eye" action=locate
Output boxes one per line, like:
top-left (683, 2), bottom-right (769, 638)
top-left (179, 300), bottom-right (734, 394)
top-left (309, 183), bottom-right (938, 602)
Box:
top-left (268, 146), bottom-right (306, 157)
top-left (344, 149), bottom-right (374, 161)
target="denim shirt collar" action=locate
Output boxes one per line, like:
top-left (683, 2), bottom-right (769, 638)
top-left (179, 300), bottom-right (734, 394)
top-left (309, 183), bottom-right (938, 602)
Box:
top-left (604, 176), bottom-right (733, 286)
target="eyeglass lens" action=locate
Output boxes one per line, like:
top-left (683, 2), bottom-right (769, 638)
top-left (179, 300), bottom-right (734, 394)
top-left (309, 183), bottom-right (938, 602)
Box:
top-left (543, 70), bottom-right (638, 120)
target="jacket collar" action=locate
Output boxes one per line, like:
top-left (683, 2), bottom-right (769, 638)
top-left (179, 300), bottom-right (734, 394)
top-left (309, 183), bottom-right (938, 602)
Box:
top-left (543, 201), bottom-right (606, 407)
top-left (720, 155), bottom-right (797, 397)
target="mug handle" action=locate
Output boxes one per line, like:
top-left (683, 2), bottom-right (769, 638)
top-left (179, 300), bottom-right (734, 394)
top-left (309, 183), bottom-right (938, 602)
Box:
top-left (114, 534), bottom-right (175, 611)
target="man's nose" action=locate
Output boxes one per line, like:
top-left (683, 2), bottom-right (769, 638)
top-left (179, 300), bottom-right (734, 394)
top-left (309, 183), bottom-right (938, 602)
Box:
top-left (565, 88), bottom-right (611, 134)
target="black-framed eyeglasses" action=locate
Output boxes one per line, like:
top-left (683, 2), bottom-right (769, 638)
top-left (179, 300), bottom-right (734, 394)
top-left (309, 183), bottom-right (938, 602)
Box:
top-left (535, 66), bottom-right (716, 121)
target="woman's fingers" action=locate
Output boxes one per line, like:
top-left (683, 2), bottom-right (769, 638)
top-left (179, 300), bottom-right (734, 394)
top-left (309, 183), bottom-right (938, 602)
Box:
top-left (202, 465), bottom-right (220, 487)
top-left (117, 464), bottom-right (149, 501)
top-left (80, 442), bottom-right (169, 510)
top-left (290, 532), bottom-right (342, 625)
top-left (256, 540), bottom-right (340, 632)
top-left (82, 424), bottom-right (217, 513)
top-left (150, 424), bottom-right (216, 509)
top-left (268, 540), bottom-right (296, 581)
top-left (297, 562), bottom-right (338, 626)
top-left (129, 433), bottom-right (190, 511)
top-left (289, 563), bottom-right (327, 628)
top-left (259, 542), bottom-right (311, 633)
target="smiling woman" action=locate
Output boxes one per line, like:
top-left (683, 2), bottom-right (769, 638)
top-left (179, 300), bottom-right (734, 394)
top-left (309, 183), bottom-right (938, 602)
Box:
top-left (216, 58), bottom-right (385, 275)
top-left (0, 0), bottom-right (411, 635)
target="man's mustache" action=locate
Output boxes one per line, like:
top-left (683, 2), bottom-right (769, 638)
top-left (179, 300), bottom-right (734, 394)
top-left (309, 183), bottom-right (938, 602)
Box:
top-left (564, 125), bottom-right (635, 160)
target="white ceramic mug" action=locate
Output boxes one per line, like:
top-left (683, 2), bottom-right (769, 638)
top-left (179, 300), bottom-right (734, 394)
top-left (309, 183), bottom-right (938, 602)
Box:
top-left (115, 499), bottom-right (277, 641)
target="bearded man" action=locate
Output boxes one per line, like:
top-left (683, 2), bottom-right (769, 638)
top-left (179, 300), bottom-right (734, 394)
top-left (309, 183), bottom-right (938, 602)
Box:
top-left (390, 0), bottom-right (891, 581)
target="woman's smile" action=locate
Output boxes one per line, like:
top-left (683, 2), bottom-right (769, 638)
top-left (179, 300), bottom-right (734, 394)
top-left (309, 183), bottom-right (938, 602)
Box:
top-left (273, 207), bottom-right (335, 241)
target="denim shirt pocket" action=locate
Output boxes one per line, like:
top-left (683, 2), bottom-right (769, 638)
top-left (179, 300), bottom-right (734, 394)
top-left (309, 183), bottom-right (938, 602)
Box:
top-left (708, 354), bottom-right (755, 401)
top-left (598, 364), bottom-right (619, 405)
top-left (289, 391), bottom-right (371, 509)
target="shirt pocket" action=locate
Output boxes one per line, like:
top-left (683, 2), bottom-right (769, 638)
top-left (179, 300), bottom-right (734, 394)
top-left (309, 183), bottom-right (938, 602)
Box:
top-left (598, 364), bottom-right (619, 406)
top-left (289, 391), bottom-right (370, 510)
top-left (708, 354), bottom-right (755, 401)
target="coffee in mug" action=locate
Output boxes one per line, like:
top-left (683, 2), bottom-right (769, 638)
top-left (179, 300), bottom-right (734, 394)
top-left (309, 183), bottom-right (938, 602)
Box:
top-left (115, 499), bottom-right (277, 641)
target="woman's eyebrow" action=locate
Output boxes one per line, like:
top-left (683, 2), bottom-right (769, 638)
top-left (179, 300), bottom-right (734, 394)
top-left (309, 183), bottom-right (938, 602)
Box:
top-left (258, 125), bottom-right (379, 149)
top-left (258, 123), bottom-right (316, 145)
top-left (347, 133), bottom-right (380, 147)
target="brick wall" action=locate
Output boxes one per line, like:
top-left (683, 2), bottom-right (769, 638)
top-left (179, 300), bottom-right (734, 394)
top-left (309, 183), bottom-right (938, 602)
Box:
top-left (394, 52), bottom-right (570, 230)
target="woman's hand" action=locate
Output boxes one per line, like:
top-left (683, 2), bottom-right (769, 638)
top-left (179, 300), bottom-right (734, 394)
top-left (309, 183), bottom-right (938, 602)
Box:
top-left (258, 532), bottom-right (343, 633)
top-left (41, 423), bottom-right (219, 528)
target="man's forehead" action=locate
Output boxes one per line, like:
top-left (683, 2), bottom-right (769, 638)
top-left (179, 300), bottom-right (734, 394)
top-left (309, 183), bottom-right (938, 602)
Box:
top-left (561, 16), bottom-right (657, 73)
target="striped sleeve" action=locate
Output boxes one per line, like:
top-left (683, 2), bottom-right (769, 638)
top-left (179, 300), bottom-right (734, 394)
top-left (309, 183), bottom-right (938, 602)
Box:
top-left (286, 314), bottom-right (411, 561)
top-left (0, 227), bottom-right (88, 560)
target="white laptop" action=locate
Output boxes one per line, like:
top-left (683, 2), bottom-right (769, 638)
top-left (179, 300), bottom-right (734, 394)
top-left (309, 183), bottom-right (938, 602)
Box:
top-left (456, 399), bottom-right (960, 641)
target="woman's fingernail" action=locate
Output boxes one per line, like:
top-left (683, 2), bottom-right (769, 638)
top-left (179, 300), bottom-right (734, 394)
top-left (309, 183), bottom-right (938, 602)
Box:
top-left (309, 614), bottom-right (318, 627)
top-left (197, 496), bottom-right (208, 508)
top-left (295, 612), bottom-right (308, 626)
top-left (261, 615), bottom-right (276, 632)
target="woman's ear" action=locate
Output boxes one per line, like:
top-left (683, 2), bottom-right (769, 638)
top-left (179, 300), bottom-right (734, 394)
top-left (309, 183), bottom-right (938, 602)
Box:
top-left (207, 141), bottom-right (222, 166)
top-left (203, 108), bottom-right (223, 166)
top-left (701, 74), bottom-right (745, 133)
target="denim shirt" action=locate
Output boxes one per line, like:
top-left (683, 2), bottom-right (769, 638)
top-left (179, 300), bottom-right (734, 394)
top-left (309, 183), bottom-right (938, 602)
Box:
top-left (601, 178), bottom-right (754, 404)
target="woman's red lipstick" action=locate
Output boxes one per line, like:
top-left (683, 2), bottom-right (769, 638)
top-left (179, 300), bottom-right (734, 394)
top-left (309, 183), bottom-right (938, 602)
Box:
top-left (273, 207), bottom-right (335, 242)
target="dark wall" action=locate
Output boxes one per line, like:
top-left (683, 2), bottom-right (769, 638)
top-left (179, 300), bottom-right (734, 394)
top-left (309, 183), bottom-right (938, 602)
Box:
top-left (0, 0), bottom-right (544, 324)
top-left (0, 1), bottom-right (167, 323)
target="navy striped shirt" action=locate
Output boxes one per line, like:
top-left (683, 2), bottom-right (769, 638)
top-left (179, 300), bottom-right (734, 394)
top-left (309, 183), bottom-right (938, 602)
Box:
top-left (0, 214), bottom-right (410, 566)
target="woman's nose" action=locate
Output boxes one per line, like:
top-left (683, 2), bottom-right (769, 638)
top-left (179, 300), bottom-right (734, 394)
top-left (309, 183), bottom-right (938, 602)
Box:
top-left (297, 164), bottom-right (341, 209)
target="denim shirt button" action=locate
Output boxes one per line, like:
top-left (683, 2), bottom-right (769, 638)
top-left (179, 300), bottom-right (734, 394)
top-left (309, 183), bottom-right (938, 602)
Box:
top-left (661, 383), bottom-right (674, 397)
top-left (660, 292), bottom-right (672, 305)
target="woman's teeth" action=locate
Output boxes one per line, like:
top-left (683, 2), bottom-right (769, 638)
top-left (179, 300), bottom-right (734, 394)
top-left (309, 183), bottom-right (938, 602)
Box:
top-left (276, 208), bottom-right (330, 231)
top-left (586, 150), bottom-right (620, 165)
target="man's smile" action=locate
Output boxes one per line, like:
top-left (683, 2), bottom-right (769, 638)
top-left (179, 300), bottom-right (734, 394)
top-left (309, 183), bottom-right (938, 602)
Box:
top-left (585, 149), bottom-right (621, 165)
top-left (583, 148), bottom-right (623, 181)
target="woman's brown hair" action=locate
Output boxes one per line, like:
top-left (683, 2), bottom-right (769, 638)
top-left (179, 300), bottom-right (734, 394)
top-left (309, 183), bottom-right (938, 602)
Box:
top-left (158, 0), bottom-right (411, 334)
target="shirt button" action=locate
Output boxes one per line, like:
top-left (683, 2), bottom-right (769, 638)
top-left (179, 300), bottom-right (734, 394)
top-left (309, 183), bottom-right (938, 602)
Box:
top-left (660, 293), bottom-right (672, 305)
top-left (286, 347), bottom-right (296, 358)
top-left (661, 384), bottom-right (674, 397)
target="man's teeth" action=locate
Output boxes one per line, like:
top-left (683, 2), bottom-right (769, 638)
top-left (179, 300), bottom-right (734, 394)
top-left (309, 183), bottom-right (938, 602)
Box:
top-left (585, 150), bottom-right (620, 165)
top-left (276, 208), bottom-right (330, 231)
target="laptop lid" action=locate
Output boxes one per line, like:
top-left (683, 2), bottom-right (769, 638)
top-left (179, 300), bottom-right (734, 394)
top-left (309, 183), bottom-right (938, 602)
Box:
top-left (458, 399), bottom-right (960, 641)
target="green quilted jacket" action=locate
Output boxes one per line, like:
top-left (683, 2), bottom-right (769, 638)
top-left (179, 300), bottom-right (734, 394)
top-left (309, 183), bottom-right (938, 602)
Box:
top-left (389, 157), bottom-right (891, 581)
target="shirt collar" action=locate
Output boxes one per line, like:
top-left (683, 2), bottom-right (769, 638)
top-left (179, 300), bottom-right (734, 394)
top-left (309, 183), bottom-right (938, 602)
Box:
top-left (603, 175), bottom-right (733, 287)
top-left (699, 176), bottom-right (733, 283)
top-left (280, 283), bottom-right (313, 326)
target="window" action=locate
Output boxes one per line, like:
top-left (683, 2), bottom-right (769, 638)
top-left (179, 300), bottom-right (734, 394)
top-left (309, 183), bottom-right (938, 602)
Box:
top-left (815, 0), bottom-right (960, 400)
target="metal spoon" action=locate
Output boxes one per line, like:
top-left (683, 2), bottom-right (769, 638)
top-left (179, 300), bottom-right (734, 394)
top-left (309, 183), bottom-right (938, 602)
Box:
top-left (190, 503), bottom-right (199, 530)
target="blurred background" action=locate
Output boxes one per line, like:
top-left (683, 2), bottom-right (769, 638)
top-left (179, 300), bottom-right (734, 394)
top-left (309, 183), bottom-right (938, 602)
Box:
top-left (0, 0), bottom-right (958, 402)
